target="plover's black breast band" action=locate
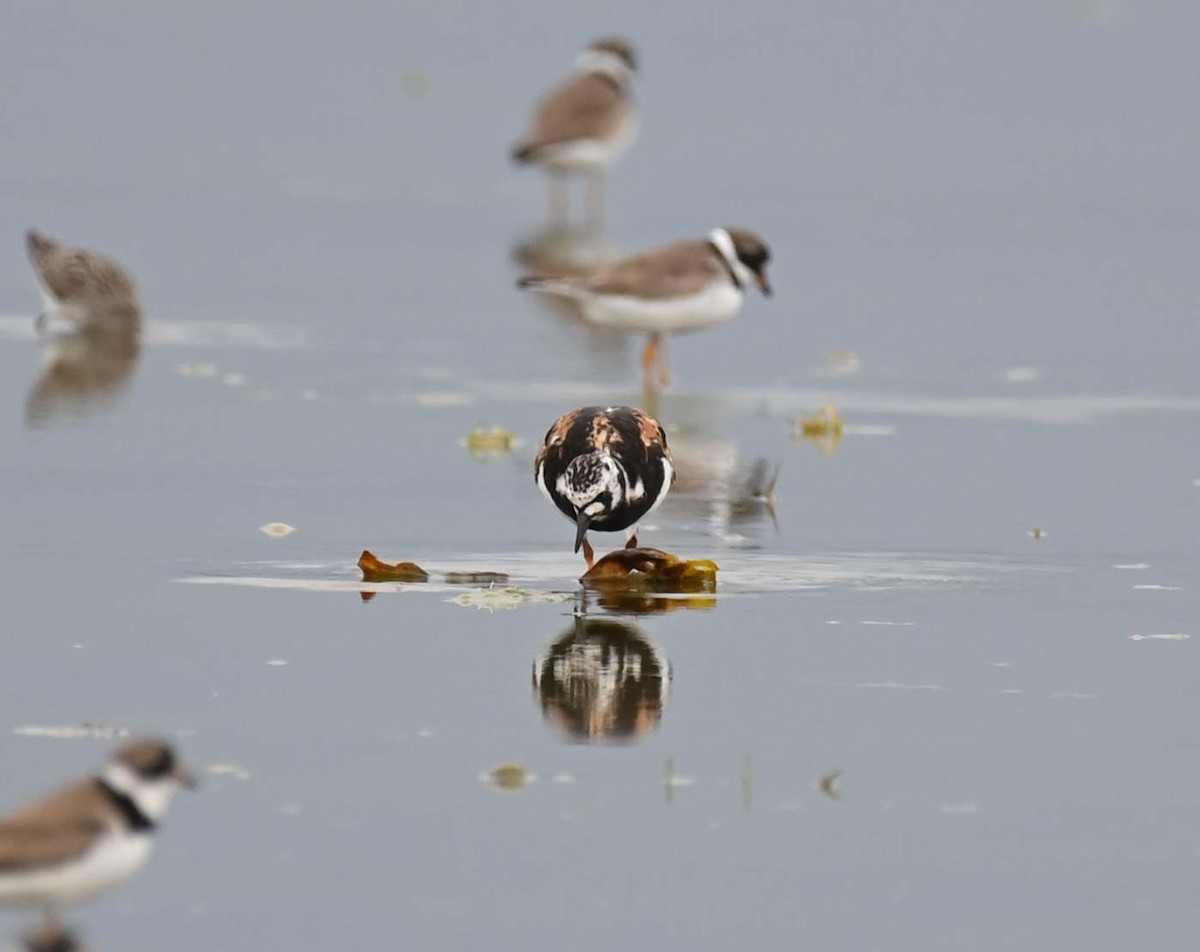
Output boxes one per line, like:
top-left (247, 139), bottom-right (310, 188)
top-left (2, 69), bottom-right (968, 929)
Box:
top-left (706, 240), bottom-right (742, 289)
top-left (96, 779), bottom-right (155, 833)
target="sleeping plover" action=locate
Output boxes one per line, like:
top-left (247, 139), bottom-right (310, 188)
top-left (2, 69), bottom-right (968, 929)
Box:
top-left (518, 227), bottom-right (771, 385)
top-left (25, 230), bottom-right (141, 335)
top-left (535, 405), bottom-right (675, 568)
top-left (0, 740), bottom-right (195, 925)
top-left (511, 37), bottom-right (638, 223)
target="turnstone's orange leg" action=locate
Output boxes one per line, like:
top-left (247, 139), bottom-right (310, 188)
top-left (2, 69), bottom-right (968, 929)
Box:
top-left (581, 536), bottom-right (596, 570)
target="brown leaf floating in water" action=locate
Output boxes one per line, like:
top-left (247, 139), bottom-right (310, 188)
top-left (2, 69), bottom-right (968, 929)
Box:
top-left (582, 547), bottom-right (718, 594)
top-left (358, 550), bottom-right (430, 583)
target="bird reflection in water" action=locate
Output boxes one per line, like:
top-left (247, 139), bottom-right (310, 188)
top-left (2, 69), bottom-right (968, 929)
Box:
top-left (21, 922), bottom-right (82, 952)
top-left (533, 615), bottom-right (671, 743)
top-left (26, 330), bottom-right (140, 427)
top-left (658, 426), bottom-right (779, 546)
top-left (22, 230), bottom-right (142, 427)
top-left (511, 224), bottom-right (628, 375)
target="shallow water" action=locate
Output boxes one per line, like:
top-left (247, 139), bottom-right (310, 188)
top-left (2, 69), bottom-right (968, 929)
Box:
top-left (3, 2), bottom-right (1200, 950)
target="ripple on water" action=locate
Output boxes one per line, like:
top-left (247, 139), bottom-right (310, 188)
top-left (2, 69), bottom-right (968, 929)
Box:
top-left (176, 551), bottom-right (1063, 599)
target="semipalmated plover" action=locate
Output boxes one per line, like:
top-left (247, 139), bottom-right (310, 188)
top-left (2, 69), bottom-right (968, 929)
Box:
top-left (535, 405), bottom-right (674, 568)
top-left (0, 740), bottom-right (195, 924)
top-left (511, 37), bottom-right (638, 223)
top-left (518, 227), bottom-right (771, 385)
top-left (25, 230), bottom-right (141, 335)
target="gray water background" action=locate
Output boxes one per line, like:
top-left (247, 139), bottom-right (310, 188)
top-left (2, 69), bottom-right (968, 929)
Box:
top-left (1, 1), bottom-right (1199, 949)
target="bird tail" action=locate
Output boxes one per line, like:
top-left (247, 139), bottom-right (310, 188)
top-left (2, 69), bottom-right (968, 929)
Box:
top-left (511, 142), bottom-right (538, 164)
top-left (516, 275), bottom-right (582, 298)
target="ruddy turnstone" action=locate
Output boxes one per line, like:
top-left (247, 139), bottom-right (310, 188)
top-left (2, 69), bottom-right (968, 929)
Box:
top-left (511, 37), bottom-right (638, 223)
top-left (518, 227), bottom-right (771, 385)
top-left (25, 230), bottom-right (140, 335)
top-left (0, 739), bottom-right (195, 924)
top-left (535, 405), bottom-right (675, 568)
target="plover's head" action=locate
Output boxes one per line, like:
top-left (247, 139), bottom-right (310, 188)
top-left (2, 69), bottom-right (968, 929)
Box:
top-left (709, 227), bottom-right (772, 297)
top-left (575, 36), bottom-right (638, 84)
top-left (102, 739), bottom-right (197, 823)
top-left (557, 452), bottom-right (626, 551)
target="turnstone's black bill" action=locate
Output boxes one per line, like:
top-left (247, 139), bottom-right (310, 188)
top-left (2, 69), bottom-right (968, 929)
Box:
top-left (518, 227), bottom-right (771, 385)
top-left (25, 230), bottom-right (140, 335)
top-left (511, 37), bottom-right (638, 223)
top-left (535, 405), bottom-right (675, 568)
top-left (0, 739), bottom-right (195, 924)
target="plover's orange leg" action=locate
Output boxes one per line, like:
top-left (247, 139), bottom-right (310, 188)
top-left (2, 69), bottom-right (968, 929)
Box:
top-left (581, 536), bottom-right (595, 570)
top-left (642, 333), bottom-right (670, 389)
top-left (656, 336), bottom-right (671, 387)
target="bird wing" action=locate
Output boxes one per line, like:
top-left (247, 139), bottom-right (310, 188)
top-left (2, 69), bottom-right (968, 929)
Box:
top-left (0, 781), bottom-right (109, 870)
top-left (582, 240), bottom-right (722, 300)
top-left (517, 73), bottom-right (626, 155)
top-left (40, 250), bottom-right (137, 304)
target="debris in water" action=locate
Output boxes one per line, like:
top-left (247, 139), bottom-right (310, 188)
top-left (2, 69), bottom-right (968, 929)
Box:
top-left (483, 762), bottom-right (534, 791)
top-left (1001, 366), bottom-right (1042, 383)
top-left (818, 770), bottom-right (842, 801)
top-left (174, 362), bottom-right (217, 379)
top-left (792, 404), bottom-right (844, 453)
top-left (450, 588), bottom-right (571, 611)
top-left (398, 67), bottom-right (431, 102)
top-left (1129, 633), bottom-right (1189, 641)
top-left (1027, 527), bottom-right (1047, 540)
top-left (416, 390), bottom-right (471, 407)
top-left (460, 424), bottom-right (523, 458)
top-left (582, 547), bottom-right (717, 594)
top-left (444, 571), bottom-right (510, 585)
top-left (207, 762), bottom-right (252, 781)
top-left (12, 724), bottom-right (130, 740)
top-left (358, 549), bottom-right (430, 583)
top-left (822, 349), bottom-right (862, 376)
top-left (259, 522), bottom-right (296, 538)
top-left (265, 659), bottom-right (288, 667)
